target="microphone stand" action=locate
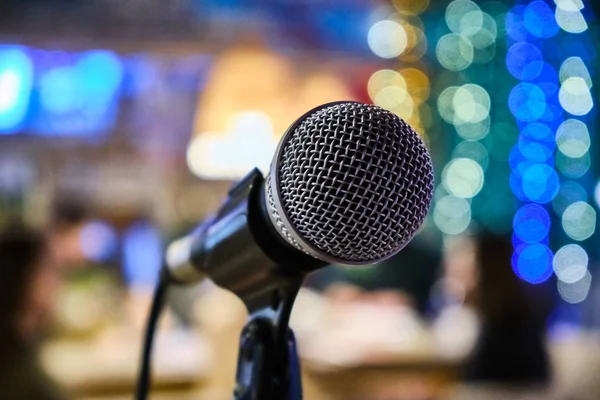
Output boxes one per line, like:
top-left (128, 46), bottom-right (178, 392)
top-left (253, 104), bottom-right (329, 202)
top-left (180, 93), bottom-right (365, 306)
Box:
top-left (232, 278), bottom-right (303, 400)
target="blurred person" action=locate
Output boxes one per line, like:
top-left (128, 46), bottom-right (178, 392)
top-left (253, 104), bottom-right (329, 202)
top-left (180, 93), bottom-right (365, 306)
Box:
top-left (464, 233), bottom-right (551, 387)
top-left (48, 196), bottom-right (88, 270)
top-left (0, 222), bottom-right (67, 400)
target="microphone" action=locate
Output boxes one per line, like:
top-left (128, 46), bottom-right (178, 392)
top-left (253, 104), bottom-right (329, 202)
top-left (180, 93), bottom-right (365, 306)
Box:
top-left (165, 101), bottom-right (434, 304)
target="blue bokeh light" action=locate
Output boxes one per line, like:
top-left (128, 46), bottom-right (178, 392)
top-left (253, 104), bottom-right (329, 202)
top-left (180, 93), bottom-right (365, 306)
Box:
top-left (510, 161), bottom-right (538, 201)
top-left (506, 6), bottom-right (529, 42)
top-left (509, 83), bottom-right (547, 122)
top-left (522, 163), bottom-right (559, 203)
top-left (80, 220), bottom-right (119, 263)
top-left (539, 103), bottom-right (564, 130)
top-left (518, 138), bottom-right (553, 162)
top-left (40, 67), bottom-right (77, 114)
top-left (523, 1), bottom-right (559, 39)
top-left (512, 232), bottom-right (550, 249)
top-left (512, 243), bottom-right (554, 284)
top-left (510, 173), bottom-right (528, 201)
top-left (509, 144), bottom-right (554, 170)
top-left (520, 122), bottom-right (555, 146)
top-left (36, 49), bottom-right (123, 135)
top-left (0, 46), bottom-right (33, 134)
top-left (513, 203), bottom-right (551, 243)
top-left (123, 222), bottom-right (162, 287)
top-left (506, 42), bottom-right (543, 80)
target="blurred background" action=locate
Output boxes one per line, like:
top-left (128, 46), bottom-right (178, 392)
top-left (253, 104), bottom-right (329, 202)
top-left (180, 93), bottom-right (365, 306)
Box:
top-left (0, 0), bottom-right (598, 399)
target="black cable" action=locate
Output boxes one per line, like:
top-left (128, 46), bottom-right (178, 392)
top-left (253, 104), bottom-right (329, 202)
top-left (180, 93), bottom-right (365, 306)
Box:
top-left (135, 273), bottom-right (169, 400)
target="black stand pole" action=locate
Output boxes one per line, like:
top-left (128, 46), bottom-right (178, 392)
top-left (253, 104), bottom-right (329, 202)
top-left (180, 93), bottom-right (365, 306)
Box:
top-left (232, 278), bottom-right (303, 400)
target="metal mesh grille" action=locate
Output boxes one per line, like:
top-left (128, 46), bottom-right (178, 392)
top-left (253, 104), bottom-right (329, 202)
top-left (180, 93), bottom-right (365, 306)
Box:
top-left (275, 102), bottom-right (433, 263)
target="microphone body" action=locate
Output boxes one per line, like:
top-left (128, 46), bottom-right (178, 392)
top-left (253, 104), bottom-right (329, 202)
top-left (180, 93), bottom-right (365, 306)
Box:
top-left (166, 168), bottom-right (324, 303)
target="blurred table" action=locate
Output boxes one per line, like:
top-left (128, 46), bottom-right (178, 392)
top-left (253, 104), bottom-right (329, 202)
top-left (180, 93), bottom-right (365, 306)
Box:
top-left (302, 354), bottom-right (460, 400)
top-left (42, 329), bottom-right (210, 398)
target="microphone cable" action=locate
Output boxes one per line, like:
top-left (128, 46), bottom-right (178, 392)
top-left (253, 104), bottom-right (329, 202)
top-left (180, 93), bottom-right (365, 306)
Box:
top-left (135, 270), bottom-right (169, 400)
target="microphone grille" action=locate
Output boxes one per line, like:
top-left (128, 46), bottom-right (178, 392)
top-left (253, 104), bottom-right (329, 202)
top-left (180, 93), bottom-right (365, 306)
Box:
top-left (268, 102), bottom-right (434, 265)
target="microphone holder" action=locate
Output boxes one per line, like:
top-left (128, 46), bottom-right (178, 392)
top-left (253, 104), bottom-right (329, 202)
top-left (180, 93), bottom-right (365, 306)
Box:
top-left (232, 278), bottom-right (303, 400)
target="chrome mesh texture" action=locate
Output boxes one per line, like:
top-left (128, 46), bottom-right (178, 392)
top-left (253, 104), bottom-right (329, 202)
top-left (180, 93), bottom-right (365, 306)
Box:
top-left (273, 102), bottom-right (433, 263)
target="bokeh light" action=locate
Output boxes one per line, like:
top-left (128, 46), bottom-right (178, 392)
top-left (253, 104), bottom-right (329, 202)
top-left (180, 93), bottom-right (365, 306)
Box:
top-left (509, 83), bottom-right (546, 122)
top-left (80, 220), bottom-right (119, 263)
top-left (562, 201), bottom-right (596, 241)
top-left (521, 122), bottom-right (555, 147)
top-left (556, 151), bottom-right (590, 178)
top-left (558, 271), bottom-right (592, 304)
top-left (555, 6), bottom-right (588, 34)
top-left (187, 111), bottom-right (278, 180)
top-left (374, 85), bottom-right (412, 115)
top-left (123, 222), bottom-right (162, 287)
top-left (523, 1), bottom-right (559, 38)
top-left (367, 69), bottom-right (406, 100)
top-left (522, 163), bottom-right (559, 204)
top-left (368, 20), bottom-right (408, 59)
top-left (506, 5), bottom-right (528, 42)
top-left (555, 119), bottom-right (590, 158)
top-left (438, 86), bottom-right (459, 124)
top-left (595, 181), bottom-right (600, 208)
top-left (518, 137), bottom-right (553, 163)
top-left (36, 50), bottom-right (124, 135)
top-left (393, 0), bottom-right (430, 16)
top-left (555, 0), bottom-right (584, 12)
top-left (433, 195), bottom-right (471, 235)
top-left (553, 244), bottom-right (588, 284)
top-left (559, 57), bottom-right (592, 88)
top-left (400, 24), bottom-right (428, 62)
top-left (468, 12), bottom-right (498, 49)
top-left (443, 158), bottom-right (484, 198)
top-left (452, 141), bottom-right (489, 170)
top-left (553, 180), bottom-right (587, 215)
top-left (559, 77), bottom-right (594, 116)
top-left (436, 34), bottom-right (474, 71)
top-left (453, 84), bottom-right (490, 124)
top-left (400, 68), bottom-right (430, 105)
top-left (512, 243), bottom-right (554, 284)
top-left (513, 203), bottom-right (551, 243)
top-left (455, 116), bottom-right (491, 141)
top-left (0, 46), bottom-right (33, 133)
top-left (445, 0), bottom-right (481, 34)
top-left (506, 42), bottom-right (543, 81)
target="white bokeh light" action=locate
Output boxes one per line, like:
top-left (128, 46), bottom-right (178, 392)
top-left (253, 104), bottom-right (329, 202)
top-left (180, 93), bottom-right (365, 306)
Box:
top-left (558, 271), bottom-right (592, 304)
top-left (187, 111), bottom-right (278, 180)
top-left (553, 244), bottom-right (588, 284)
top-left (433, 195), bottom-right (472, 235)
top-left (367, 69), bottom-right (406, 101)
top-left (436, 34), bottom-right (474, 71)
top-left (560, 57), bottom-right (592, 89)
top-left (562, 201), bottom-right (596, 241)
top-left (556, 119), bottom-right (590, 158)
top-left (443, 158), bottom-right (484, 199)
top-left (368, 20), bottom-right (408, 59)
top-left (555, 7), bottom-right (588, 34)
top-left (554, 0), bottom-right (584, 12)
top-left (559, 77), bottom-right (593, 116)
top-left (453, 84), bottom-right (490, 124)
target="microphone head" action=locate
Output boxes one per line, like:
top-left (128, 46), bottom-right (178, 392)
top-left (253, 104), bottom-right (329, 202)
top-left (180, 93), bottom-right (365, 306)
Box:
top-left (266, 102), bottom-right (434, 265)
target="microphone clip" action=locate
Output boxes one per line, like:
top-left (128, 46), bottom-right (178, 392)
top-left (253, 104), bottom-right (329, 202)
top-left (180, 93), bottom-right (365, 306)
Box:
top-left (233, 278), bottom-right (303, 400)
